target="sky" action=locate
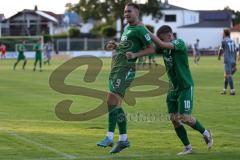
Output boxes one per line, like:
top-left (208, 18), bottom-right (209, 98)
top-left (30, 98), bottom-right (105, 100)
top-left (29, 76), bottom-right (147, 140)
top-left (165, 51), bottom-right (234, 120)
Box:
top-left (0, 0), bottom-right (79, 18)
top-left (168, 0), bottom-right (240, 11)
top-left (0, 0), bottom-right (239, 18)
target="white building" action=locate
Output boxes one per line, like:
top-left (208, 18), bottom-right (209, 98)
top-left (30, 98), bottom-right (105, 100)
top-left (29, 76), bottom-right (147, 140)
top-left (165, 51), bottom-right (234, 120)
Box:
top-left (178, 10), bottom-right (233, 49)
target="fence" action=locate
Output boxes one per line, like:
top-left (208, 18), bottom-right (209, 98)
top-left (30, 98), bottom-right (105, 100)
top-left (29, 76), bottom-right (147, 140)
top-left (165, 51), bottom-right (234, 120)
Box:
top-left (55, 38), bottom-right (112, 51)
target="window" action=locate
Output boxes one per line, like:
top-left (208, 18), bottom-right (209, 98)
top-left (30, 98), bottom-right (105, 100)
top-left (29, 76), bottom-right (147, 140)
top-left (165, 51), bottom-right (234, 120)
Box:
top-left (164, 15), bottom-right (176, 22)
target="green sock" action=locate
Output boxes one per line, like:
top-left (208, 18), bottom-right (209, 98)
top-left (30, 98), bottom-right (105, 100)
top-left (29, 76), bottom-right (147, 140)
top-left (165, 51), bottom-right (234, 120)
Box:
top-left (175, 125), bottom-right (190, 146)
top-left (108, 105), bottom-right (118, 132)
top-left (117, 107), bottom-right (127, 134)
top-left (192, 120), bottom-right (205, 134)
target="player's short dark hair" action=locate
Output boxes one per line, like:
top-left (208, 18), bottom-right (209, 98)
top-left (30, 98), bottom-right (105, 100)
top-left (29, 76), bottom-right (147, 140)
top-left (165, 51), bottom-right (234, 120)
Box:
top-left (224, 29), bottom-right (230, 37)
top-left (125, 2), bottom-right (140, 11)
top-left (157, 25), bottom-right (172, 37)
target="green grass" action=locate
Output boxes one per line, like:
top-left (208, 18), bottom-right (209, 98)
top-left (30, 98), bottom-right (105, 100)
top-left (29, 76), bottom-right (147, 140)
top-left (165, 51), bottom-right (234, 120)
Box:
top-left (0, 56), bottom-right (240, 160)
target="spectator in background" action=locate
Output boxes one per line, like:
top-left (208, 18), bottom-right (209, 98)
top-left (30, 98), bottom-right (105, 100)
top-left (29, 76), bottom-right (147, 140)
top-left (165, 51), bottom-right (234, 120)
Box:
top-left (193, 39), bottom-right (200, 64)
top-left (0, 43), bottom-right (7, 59)
top-left (44, 41), bottom-right (53, 65)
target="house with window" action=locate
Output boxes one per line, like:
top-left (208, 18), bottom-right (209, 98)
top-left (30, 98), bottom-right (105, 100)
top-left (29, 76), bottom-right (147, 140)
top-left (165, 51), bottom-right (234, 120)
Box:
top-left (0, 7), bottom-right (95, 37)
top-left (0, 14), bottom-right (5, 21)
top-left (0, 6), bottom-right (61, 36)
top-left (54, 11), bottom-right (95, 34)
top-left (178, 10), bottom-right (233, 49)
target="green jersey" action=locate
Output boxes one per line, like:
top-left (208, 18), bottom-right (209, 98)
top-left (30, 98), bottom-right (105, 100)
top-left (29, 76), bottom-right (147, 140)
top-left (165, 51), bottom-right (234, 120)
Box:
top-left (17, 44), bottom-right (25, 60)
top-left (17, 44), bottom-right (25, 54)
top-left (158, 39), bottom-right (193, 91)
top-left (33, 43), bottom-right (42, 59)
top-left (110, 25), bottom-right (152, 77)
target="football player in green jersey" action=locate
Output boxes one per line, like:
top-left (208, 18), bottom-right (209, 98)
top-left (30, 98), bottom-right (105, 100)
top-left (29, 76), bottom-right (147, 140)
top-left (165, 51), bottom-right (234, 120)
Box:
top-left (128, 25), bottom-right (213, 155)
top-left (13, 40), bottom-right (27, 70)
top-left (33, 39), bottom-right (43, 72)
top-left (96, 3), bottom-right (155, 154)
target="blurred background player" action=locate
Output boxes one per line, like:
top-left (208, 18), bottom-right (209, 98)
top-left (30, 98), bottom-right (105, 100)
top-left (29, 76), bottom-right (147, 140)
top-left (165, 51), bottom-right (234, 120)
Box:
top-left (143, 25), bottom-right (213, 155)
top-left (0, 43), bottom-right (7, 59)
top-left (13, 40), bottom-right (27, 70)
top-left (218, 29), bottom-right (237, 95)
top-left (96, 3), bottom-right (154, 154)
top-left (193, 39), bottom-right (200, 64)
top-left (33, 39), bottom-right (43, 71)
top-left (136, 56), bottom-right (146, 69)
top-left (147, 53), bottom-right (157, 66)
top-left (43, 41), bottom-right (53, 65)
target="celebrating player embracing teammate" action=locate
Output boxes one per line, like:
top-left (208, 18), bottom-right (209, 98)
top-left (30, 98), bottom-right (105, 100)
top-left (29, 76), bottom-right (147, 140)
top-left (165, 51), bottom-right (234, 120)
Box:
top-left (127, 25), bottom-right (213, 155)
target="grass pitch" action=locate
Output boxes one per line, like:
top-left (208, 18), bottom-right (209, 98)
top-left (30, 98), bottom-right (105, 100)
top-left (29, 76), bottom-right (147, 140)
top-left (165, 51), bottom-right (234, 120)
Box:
top-left (0, 56), bottom-right (240, 160)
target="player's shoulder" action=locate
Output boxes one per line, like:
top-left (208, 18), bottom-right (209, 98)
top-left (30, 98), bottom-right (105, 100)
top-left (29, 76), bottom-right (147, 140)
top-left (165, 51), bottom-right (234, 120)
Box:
top-left (172, 38), bottom-right (185, 46)
top-left (173, 38), bottom-right (184, 43)
top-left (136, 25), bottom-right (147, 32)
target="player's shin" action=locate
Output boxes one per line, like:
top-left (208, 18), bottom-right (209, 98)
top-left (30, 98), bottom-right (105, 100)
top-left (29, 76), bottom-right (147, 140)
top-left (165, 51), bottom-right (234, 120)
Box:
top-left (23, 60), bottom-right (27, 69)
top-left (117, 107), bottom-right (127, 141)
top-left (40, 60), bottom-right (42, 69)
top-left (191, 119), bottom-right (205, 134)
top-left (228, 76), bottom-right (234, 90)
top-left (224, 77), bottom-right (229, 89)
top-left (108, 105), bottom-right (118, 140)
top-left (175, 125), bottom-right (190, 146)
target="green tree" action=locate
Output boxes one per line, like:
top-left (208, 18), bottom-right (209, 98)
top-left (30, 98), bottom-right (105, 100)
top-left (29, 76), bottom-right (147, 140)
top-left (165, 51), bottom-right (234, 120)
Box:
top-left (66, 0), bottom-right (162, 34)
top-left (68, 27), bottom-right (80, 37)
top-left (101, 25), bottom-right (117, 37)
top-left (234, 11), bottom-right (240, 25)
top-left (91, 23), bottom-right (110, 36)
top-left (223, 6), bottom-right (240, 25)
top-left (65, 3), bottom-right (74, 12)
top-left (69, 0), bottom-right (103, 22)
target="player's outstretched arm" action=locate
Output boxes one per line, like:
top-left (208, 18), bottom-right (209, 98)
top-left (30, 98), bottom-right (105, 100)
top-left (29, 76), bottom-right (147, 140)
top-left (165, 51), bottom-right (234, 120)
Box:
top-left (137, 22), bottom-right (174, 49)
top-left (148, 30), bottom-right (174, 50)
top-left (126, 45), bottom-right (154, 59)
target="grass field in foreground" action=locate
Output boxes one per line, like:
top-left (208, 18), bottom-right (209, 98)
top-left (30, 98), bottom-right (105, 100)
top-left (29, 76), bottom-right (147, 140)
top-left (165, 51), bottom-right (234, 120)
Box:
top-left (0, 56), bottom-right (240, 160)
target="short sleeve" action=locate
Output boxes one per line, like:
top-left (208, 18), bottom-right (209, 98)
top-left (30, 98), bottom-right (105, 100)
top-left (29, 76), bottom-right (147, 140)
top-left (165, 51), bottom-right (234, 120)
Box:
top-left (138, 27), bottom-right (152, 46)
top-left (171, 39), bottom-right (185, 51)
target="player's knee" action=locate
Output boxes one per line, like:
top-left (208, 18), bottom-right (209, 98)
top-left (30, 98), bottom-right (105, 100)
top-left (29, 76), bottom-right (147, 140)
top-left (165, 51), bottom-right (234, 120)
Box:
top-left (170, 114), bottom-right (181, 127)
top-left (224, 74), bottom-right (228, 79)
top-left (171, 119), bottom-right (181, 128)
top-left (225, 74), bottom-right (231, 79)
top-left (107, 92), bottom-right (119, 106)
top-left (181, 115), bottom-right (195, 125)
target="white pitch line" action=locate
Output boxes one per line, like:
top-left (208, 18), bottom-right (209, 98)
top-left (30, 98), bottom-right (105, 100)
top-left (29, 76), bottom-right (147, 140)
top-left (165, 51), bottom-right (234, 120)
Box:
top-left (29, 152), bottom-right (171, 160)
top-left (0, 128), bottom-right (76, 159)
